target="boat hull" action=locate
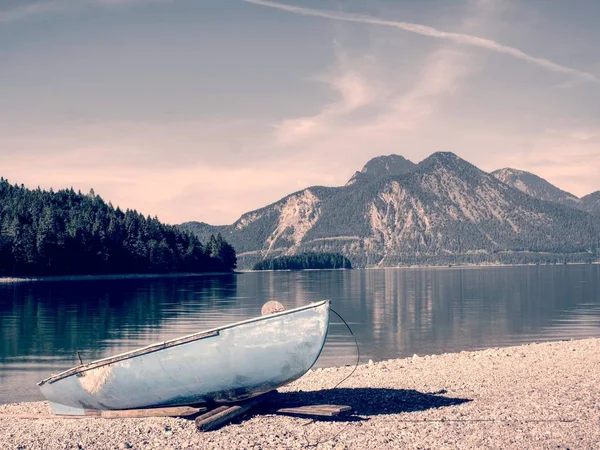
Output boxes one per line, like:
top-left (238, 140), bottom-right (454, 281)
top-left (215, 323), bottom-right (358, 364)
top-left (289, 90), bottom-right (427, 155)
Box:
top-left (39, 301), bottom-right (329, 415)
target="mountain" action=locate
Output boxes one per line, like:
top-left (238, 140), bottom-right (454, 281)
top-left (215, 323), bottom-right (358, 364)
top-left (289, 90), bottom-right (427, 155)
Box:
top-left (179, 221), bottom-right (226, 244)
top-left (346, 154), bottom-right (416, 185)
top-left (491, 168), bottom-right (580, 208)
top-left (181, 152), bottom-right (600, 268)
top-left (581, 191), bottom-right (600, 215)
top-left (491, 168), bottom-right (600, 216)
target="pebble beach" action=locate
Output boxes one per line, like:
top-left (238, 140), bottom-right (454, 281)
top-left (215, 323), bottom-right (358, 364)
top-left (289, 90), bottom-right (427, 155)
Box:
top-left (1, 338), bottom-right (599, 449)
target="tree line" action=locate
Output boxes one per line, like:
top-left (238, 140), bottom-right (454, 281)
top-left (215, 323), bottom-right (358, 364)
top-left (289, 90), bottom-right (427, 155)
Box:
top-left (253, 252), bottom-right (352, 271)
top-left (0, 179), bottom-right (236, 277)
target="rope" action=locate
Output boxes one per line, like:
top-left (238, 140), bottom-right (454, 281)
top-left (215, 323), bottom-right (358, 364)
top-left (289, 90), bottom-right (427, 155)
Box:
top-left (301, 306), bottom-right (360, 448)
top-left (330, 307), bottom-right (360, 390)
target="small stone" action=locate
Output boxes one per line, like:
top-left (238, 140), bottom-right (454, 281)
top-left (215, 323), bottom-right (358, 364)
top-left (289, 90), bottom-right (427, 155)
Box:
top-left (368, 359), bottom-right (374, 366)
top-left (261, 301), bottom-right (285, 316)
top-left (118, 443), bottom-right (132, 450)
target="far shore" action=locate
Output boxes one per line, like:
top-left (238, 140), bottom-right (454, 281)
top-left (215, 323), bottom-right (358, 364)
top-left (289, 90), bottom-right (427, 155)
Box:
top-left (0, 271), bottom-right (238, 284)
top-left (240, 260), bottom-right (599, 273)
top-left (369, 260), bottom-right (600, 269)
top-left (4, 261), bottom-right (598, 283)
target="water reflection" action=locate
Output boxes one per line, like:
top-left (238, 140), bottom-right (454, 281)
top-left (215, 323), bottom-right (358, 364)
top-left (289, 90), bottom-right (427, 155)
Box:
top-left (0, 274), bottom-right (238, 361)
top-left (1, 265), bottom-right (599, 404)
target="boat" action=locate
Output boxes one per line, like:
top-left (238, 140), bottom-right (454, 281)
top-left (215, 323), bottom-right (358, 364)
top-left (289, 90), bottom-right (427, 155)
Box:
top-left (38, 300), bottom-right (330, 415)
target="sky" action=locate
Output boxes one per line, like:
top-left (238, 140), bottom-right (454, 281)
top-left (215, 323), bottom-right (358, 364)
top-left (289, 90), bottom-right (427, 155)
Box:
top-left (1, 0), bottom-right (599, 224)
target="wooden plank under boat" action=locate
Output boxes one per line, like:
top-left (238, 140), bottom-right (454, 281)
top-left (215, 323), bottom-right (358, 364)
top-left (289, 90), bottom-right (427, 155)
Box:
top-left (38, 300), bottom-right (330, 416)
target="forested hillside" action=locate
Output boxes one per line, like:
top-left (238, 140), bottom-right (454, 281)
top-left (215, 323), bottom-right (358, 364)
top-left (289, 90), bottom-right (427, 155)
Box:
top-left (0, 179), bottom-right (236, 277)
top-left (253, 252), bottom-right (352, 270)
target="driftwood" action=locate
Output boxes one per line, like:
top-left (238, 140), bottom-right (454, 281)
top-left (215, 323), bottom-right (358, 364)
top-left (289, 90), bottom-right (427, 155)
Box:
top-left (194, 391), bottom-right (355, 431)
top-left (195, 392), bottom-right (276, 432)
top-left (271, 404), bottom-right (353, 418)
top-left (1, 390), bottom-right (354, 430)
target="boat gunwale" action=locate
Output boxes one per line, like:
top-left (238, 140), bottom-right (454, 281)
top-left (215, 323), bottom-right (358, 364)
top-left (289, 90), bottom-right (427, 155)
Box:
top-left (39, 300), bottom-right (330, 386)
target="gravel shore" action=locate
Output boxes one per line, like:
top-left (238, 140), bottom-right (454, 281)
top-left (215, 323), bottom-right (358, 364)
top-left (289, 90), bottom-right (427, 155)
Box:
top-left (1, 338), bottom-right (599, 449)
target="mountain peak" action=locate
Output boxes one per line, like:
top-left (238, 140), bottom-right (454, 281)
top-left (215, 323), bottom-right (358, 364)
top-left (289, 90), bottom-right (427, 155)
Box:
top-left (346, 154), bottom-right (416, 185)
top-left (423, 151), bottom-right (463, 164)
top-left (491, 167), bottom-right (579, 206)
top-left (430, 151), bottom-right (460, 159)
top-left (581, 190), bottom-right (600, 215)
top-left (583, 190), bottom-right (600, 200)
top-left (418, 151), bottom-right (477, 174)
top-left (492, 167), bottom-right (541, 182)
top-left (492, 167), bottom-right (527, 178)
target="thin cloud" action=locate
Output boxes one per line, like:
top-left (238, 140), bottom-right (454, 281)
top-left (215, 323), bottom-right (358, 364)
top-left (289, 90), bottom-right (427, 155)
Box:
top-left (243, 0), bottom-right (598, 84)
top-left (365, 47), bottom-right (475, 134)
top-left (276, 46), bottom-right (475, 145)
top-left (0, 0), bottom-right (169, 22)
top-left (275, 61), bottom-right (378, 144)
top-left (5, 0), bottom-right (596, 84)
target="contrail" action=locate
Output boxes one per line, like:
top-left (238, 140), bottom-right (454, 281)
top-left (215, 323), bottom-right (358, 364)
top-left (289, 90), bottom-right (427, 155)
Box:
top-left (243, 0), bottom-right (598, 83)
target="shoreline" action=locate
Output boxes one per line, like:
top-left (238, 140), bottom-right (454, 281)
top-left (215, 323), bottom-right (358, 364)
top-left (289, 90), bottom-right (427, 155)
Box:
top-left (0, 271), bottom-right (238, 284)
top-left (3, 262), bottom-right (598, 283)
top-left (1, 338), bottom-right (598, 449)
top-left (369, 260), bottom-right (600, 270)
top-left (232, 261), bottom-right (600, 274)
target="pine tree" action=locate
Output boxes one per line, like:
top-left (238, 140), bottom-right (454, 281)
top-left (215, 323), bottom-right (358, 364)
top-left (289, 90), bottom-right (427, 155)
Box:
top-left (0, 180), bottom-right (237, 276)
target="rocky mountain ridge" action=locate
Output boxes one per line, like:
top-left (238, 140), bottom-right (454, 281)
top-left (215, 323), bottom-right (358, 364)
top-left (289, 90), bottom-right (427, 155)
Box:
top-left (491, 168), bottom-right (580, 208)
top-left (181, 153), bottom-right (600, 268)
top-left (491, 167), bottom-right (600, 217)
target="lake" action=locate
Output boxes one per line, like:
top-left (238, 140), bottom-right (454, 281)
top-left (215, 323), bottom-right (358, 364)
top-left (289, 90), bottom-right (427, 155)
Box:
top-left (1, 265), bottom-right (600, 404)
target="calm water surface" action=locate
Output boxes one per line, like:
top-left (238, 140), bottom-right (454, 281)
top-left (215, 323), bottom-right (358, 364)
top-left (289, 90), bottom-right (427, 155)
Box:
top-left (1, 265), bottom-right (600, 404)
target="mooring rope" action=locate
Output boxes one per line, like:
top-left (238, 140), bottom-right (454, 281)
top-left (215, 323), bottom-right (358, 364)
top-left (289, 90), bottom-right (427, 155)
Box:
top-left (300, 307), bottom-right (361, 448)
top-left (301, 307), bottom-right (579, 447)
top-left (330, 307), bottom-right (360, 390)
